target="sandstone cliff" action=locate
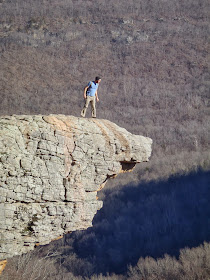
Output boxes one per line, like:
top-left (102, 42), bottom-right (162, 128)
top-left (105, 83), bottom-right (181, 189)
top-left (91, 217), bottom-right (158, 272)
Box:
top-left (0, 115), bottom-right (152, 260)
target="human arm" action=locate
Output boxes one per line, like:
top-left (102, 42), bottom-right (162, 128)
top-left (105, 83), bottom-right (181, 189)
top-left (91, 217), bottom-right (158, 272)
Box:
top-left (84, 86), bottom-right (89, 99)
top-left (95, 90), bottom-right (99, 102)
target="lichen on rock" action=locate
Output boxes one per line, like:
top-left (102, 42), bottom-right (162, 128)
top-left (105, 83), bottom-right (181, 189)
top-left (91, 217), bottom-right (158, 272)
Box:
top-left (0, 115), bottom-right (152, 260)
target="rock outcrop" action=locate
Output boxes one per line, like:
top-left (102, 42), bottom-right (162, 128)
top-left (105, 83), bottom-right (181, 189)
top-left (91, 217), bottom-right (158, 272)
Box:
top-left (0, 115), bottom-right (152, 260)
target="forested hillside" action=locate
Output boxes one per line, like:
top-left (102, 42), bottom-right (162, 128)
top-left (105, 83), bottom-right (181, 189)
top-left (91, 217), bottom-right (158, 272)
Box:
top-left (0, 0), bottom-right (209, 181)
top-left (1, 0), bottom-right (210, 279)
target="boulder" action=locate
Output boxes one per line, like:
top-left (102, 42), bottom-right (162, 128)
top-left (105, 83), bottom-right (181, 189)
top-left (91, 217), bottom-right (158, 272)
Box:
top-left (0, 115), bottom-right (152, 259)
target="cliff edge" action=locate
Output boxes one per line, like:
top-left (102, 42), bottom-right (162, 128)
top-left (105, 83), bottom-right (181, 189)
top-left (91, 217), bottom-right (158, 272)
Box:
top-left (0, 115), bottom-right (152, 260)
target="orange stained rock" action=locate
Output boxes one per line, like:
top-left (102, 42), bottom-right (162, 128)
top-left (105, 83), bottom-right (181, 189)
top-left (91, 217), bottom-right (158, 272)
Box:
top-left (0, 260), bottom-right (7, 275)
top-left (52, 235), bottom-right (64, 242)
top-left (35, 235), bottom-right (63, 248)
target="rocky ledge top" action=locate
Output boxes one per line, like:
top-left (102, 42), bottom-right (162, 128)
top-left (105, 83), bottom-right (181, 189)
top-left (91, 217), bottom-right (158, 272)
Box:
top-left (0, 115), bottom-right (152, 260)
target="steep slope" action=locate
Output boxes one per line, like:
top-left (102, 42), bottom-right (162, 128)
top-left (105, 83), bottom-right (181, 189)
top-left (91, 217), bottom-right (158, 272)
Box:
top-left (0, 115), bottom-right (152, 260)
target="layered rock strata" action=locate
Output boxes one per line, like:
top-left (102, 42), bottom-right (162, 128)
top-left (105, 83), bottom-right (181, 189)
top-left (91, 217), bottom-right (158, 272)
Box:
top-left (0, 115), bottom-right (152, 260)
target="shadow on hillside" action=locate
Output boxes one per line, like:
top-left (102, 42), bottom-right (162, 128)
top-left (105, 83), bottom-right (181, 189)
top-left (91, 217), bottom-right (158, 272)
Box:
top-left (61, 170), bottom-right (210, 276)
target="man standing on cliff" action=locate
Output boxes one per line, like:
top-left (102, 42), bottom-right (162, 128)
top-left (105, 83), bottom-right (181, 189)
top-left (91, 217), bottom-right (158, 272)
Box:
top-left (81, 76), bottom-right (101, 118)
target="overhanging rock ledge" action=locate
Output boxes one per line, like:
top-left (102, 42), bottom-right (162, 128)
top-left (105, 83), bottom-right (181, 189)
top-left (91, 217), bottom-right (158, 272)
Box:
top-left (0, 115), bottom-right (152, 260)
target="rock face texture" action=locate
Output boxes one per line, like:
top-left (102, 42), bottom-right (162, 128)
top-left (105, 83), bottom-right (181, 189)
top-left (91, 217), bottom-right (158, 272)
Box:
top-left (0, 115), bottom-right (152, 260)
